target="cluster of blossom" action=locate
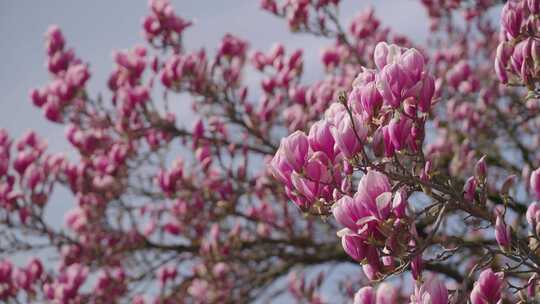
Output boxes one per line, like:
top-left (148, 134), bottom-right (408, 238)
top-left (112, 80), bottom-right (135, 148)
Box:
top-left (137, 250), bottom-right (237, 302)
top-left (319, 7), bottom-right (413, 77)
top-left (352, 268), bottom-right (506, 304)
top-left (287, 271), bottom-right (326, 304)
top-left (268, 3), bottom-right (540, 300)
top-left (0, 260), bottom-right (20, 300)
top-left (108, 46), bottom-right (148, 99)
top-left (262, 5), bottom-right (416, 136)
top-left (129, 263), bottom-right (233, 303)
top-left (462, 157), bottom-right (515, 252)
top-left (353, 283), bottom-right (398, 304)
top-left (350, 8), bottom-right (414, 62)
top-left (284, 78), bottom-right (348, 130)
top-left (65, 124), bottom-right (111, 156)
top-left (270, 42), bottom-right (434, 211)
top-left (30, 25), bottom-right (90, 123)
top-left (353, 278), bottom-right (448, 304)
top-left (252, 42), bottom-right (352, 134)
top-left (160, 48), bottom-right (208, 93)
top-left (348, 7), bottom-right (380, 41)
top-left (261, 0), bottom-right (341, 31)
top-left (320, 10), bottom-right (400, 75)
top-left (156, 157), bottom-right (184, 196)
top-left (92, 267), bottom-right (128, 301)
top-left (496, 0), bottom-right (540, 88)
top-left (59, 136), bottom-right (138, 276)
top-left (469, 269), bottom-right (505, 304)
top-left (0, 130), bottom-right (64, 215)
top-left (0, 257), bottom-right (179, 304)
top-left (0, 133), bottom-right (20, 207)
top-left (444, 98), bottom-right (485, 134)
top-left (409, 276), bottom-right (448, 304)
top-left (16, 132), bottom-right (65, 207)
top-left (527, 169), bottom-right (540, 238)
top-left (161, 33), bottom-right (248, 95)
top-left (269, 126), bottom-right (343, 210)
top-left (0, 258), bottom-right (44, 301)
top-left (150, 164), bottom-right (237, 242)
top-left (43, 263), bottom-right (88, 303)
top-left (204, 34), bottom-right (249, 93)
top-left (414, 46), bottom-right (496, 194)
top-left (252, 44), bottom-right (306, 128)
top-left (421, 0), bottom-right (502, 144)
top-left (142, 0), bottom-right (192, 49)
top-left (156, 265), bottom-right (177, 287)
top-left (6, 0), bottom-right (540, 302)
top-left (187, 262), bottom-right (235, 302)
top-left (425, 102), bottom-right (496, 184)
top-left (370, 42), bottom-right (434, 111)
top-left (252, 44), bottom-right (302, 94)
top-left (350, 42), bottom-right (435, 155)
top-left (421, 0), bottom-right (496, 30)
top-left (62, 206), bottom-right (145, 268)
top-left (445, 61), bottom-right (480, 95)
top-left (108, 44), bottom-right (176, 149)
top-left (333, 171), bottom-right (411, 280)
top-left (246, 200), bottom-right (277, 237)
top-left (53, 46), bottom-right (150, 269)
top-left (148, 152), bottom-right (249, 295)
top-left (191, 125), bottom-right (216, 172)
top-left (108, 47), bottom-right (152, 128)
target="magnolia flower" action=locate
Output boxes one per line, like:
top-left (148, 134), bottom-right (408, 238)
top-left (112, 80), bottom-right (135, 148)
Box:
top-left (308, 120), bottom-right (335, 159)
top-left (280, 130), bottom-right (309, 172)
top-left (353, 283), bottom-right (396, 304)
top-left (530, 168), bottom-right (540, 200)
top-left (526, 202), bottom-right (540, 235)
top-left (333, 170), bottom-right (409, 274)
top-left (463, 176), bottom-right (477, 202)
top-left (470, 269), bottom-right (504, 304)
top-left (410, 276), bottom-right (448, 304)
top-left (494, 215), bottom-right (511, 250)
top-left (354, 286), bottom-right (375, 304)
top-left (331, 114), bottom-right (366, 159)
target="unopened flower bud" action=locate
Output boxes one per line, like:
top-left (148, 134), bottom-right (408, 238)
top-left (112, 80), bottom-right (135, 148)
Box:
top-left (464, 176), bottom-right (477, 203)
top-left (530, 168), bottom-right (540, 200)
top-left (495, 215), bottom-right (512, 250)
top-left (474, 155), bottom-right (487, 182)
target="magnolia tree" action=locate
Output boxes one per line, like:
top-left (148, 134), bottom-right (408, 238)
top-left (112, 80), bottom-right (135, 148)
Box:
top-left (2, 0), bottom-right (540, 303)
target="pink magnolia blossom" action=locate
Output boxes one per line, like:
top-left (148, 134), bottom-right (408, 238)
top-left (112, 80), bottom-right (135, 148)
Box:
top-left (530, 168), bottom-right (540, 200)
top-left (353, 283), bottom-right (397, 304)
top-left (495, 215), bottom-right (512, 250)
top-left (281, 130), bottom-right (309, 171)
top-left (470, 269), bottom-right (504, 304)
top-left (410, 276), bottom-right (448, 304)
